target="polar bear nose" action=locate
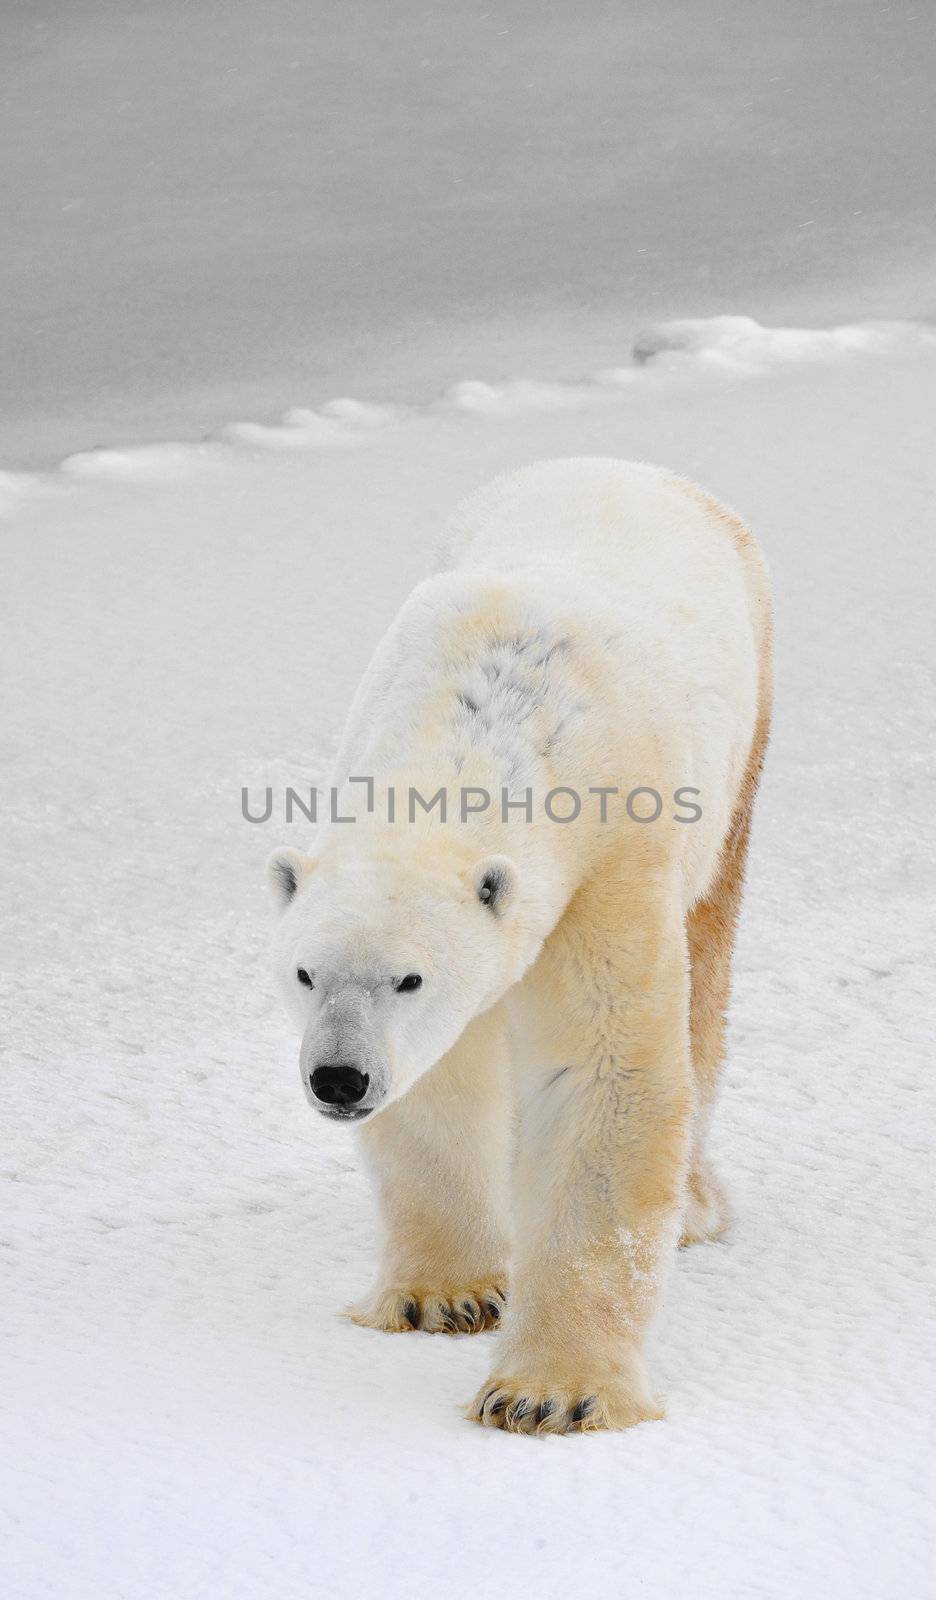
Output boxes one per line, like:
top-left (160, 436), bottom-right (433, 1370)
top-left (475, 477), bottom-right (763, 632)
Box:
top-left (309, 1064), bottom-right (370, 1107)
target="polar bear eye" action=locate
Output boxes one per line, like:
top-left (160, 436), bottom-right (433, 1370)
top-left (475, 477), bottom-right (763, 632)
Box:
top-left (296, 968), bottom-right (314, 988)
top-left (395, 973), bottom-right (422, 993)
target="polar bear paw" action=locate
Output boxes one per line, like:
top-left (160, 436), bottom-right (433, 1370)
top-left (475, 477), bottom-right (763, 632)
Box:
top-left (467, 1371), bottom-right (664, 1436)
top-left (347, 1281), bottom-right (507, 1334)
top-left (679, 1162), bottom-right (732, 1247)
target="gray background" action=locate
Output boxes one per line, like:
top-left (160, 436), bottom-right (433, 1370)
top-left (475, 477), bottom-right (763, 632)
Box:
top-left (4, 0), bottom-right (935, 464)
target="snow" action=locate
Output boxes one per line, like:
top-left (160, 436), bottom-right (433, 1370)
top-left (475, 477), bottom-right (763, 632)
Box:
top-left (3, 319), bottom-right (935, 1598)
top-left (4, 315), bottom-right (931, 495)
top-left (632, 314), bottom-right (936, 369)
top-left (4, 1), bottom-right (936, 468)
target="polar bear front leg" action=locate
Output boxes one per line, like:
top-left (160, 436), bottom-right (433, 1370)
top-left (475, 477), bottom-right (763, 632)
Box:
top-left (349, 1007), bottom-right (512, 1334)
top-left (470, 883), bottom-right (693, 1433)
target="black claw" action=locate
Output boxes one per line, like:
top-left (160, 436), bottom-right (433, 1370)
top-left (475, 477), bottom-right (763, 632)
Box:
top-left (484, 1299), bottom-right (501, 1321)
top-left (440, 1307), bottom-right (457, 1331)
top-left (510, 1397), bottom-right (533, 1422)
top-left (536, 1399), bottom-right (557, 1425)
top-left (571, 1395), bottom-right (597, 1424)
top-left (490, 1395), bottom-right (508, 1416)
top-left (460, 1301), bottom-right (479, 1327)
top-left (479, 1387), bottom-right (498, 1414)
top-left (402, 1299), bottom-right (420, 1328)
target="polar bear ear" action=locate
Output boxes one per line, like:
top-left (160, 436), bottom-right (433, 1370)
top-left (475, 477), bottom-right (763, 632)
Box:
top-left (471, 854), bottom-right (518, 917)
top-left (267, 847), bottom-right (316, 910)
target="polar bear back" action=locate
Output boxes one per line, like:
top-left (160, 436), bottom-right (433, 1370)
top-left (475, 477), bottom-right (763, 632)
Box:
top-left (441, 458), bottom-right (766, 632)
top-left (440, 456), bottom-right (768, 735)
top-left (437, 458), bottom-right (770, 889)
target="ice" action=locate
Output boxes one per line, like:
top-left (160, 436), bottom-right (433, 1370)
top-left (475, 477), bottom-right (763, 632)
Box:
top-left (0, 469), bottom-right (42, 515)
top-left (4, 2), bottom-right (935, 467)
top-left (225, 415), bottom-right (364, 451)
top-left (225, 400), bottom-right (406, 452)
top-left (59, 442), bottom-right (221, 481)
top-left (2, 323), bottom-right (934, 1599)
top-left (634, 315), bottom-right (935, 371)
top-left (316, 400), bottom-right (407, 429)
top-left (441, 378), bottom-right (595, 414)
top-left (6, 317), bottom-right (931, 503)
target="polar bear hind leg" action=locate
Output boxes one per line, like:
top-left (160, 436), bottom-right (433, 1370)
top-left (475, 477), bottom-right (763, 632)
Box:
top-left (681, 700), bottom-right (771, 1247)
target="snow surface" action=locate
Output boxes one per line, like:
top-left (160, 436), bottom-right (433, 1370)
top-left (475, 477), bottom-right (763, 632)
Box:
top-left (5, 1), bottom-right (936, 467)
top-left (3, 319), bottom-right (935, 1598)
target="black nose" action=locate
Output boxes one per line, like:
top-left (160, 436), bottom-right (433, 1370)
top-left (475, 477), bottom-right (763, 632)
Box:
top-left (309, 1064), bottom-right (370, 1107)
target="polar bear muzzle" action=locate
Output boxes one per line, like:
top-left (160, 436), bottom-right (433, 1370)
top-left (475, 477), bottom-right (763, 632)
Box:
top-left (308, 1064), bottom-right (370, 1111)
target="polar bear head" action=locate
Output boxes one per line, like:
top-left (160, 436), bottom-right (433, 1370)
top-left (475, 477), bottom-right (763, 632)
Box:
top-left (267, 843), bottom-right (526, 1122)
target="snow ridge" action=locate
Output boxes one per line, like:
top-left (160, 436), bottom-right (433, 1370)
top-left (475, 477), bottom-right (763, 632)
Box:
top-left (2, 316), bottom-right (931, 508)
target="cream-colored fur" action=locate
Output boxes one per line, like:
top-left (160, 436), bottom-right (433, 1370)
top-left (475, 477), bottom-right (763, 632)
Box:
top-left (269, 458), bottom-right (772, 1436)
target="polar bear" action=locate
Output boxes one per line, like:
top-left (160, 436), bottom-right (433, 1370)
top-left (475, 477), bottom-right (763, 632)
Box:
top-left (268, 457), bottom-right (772, 1435)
